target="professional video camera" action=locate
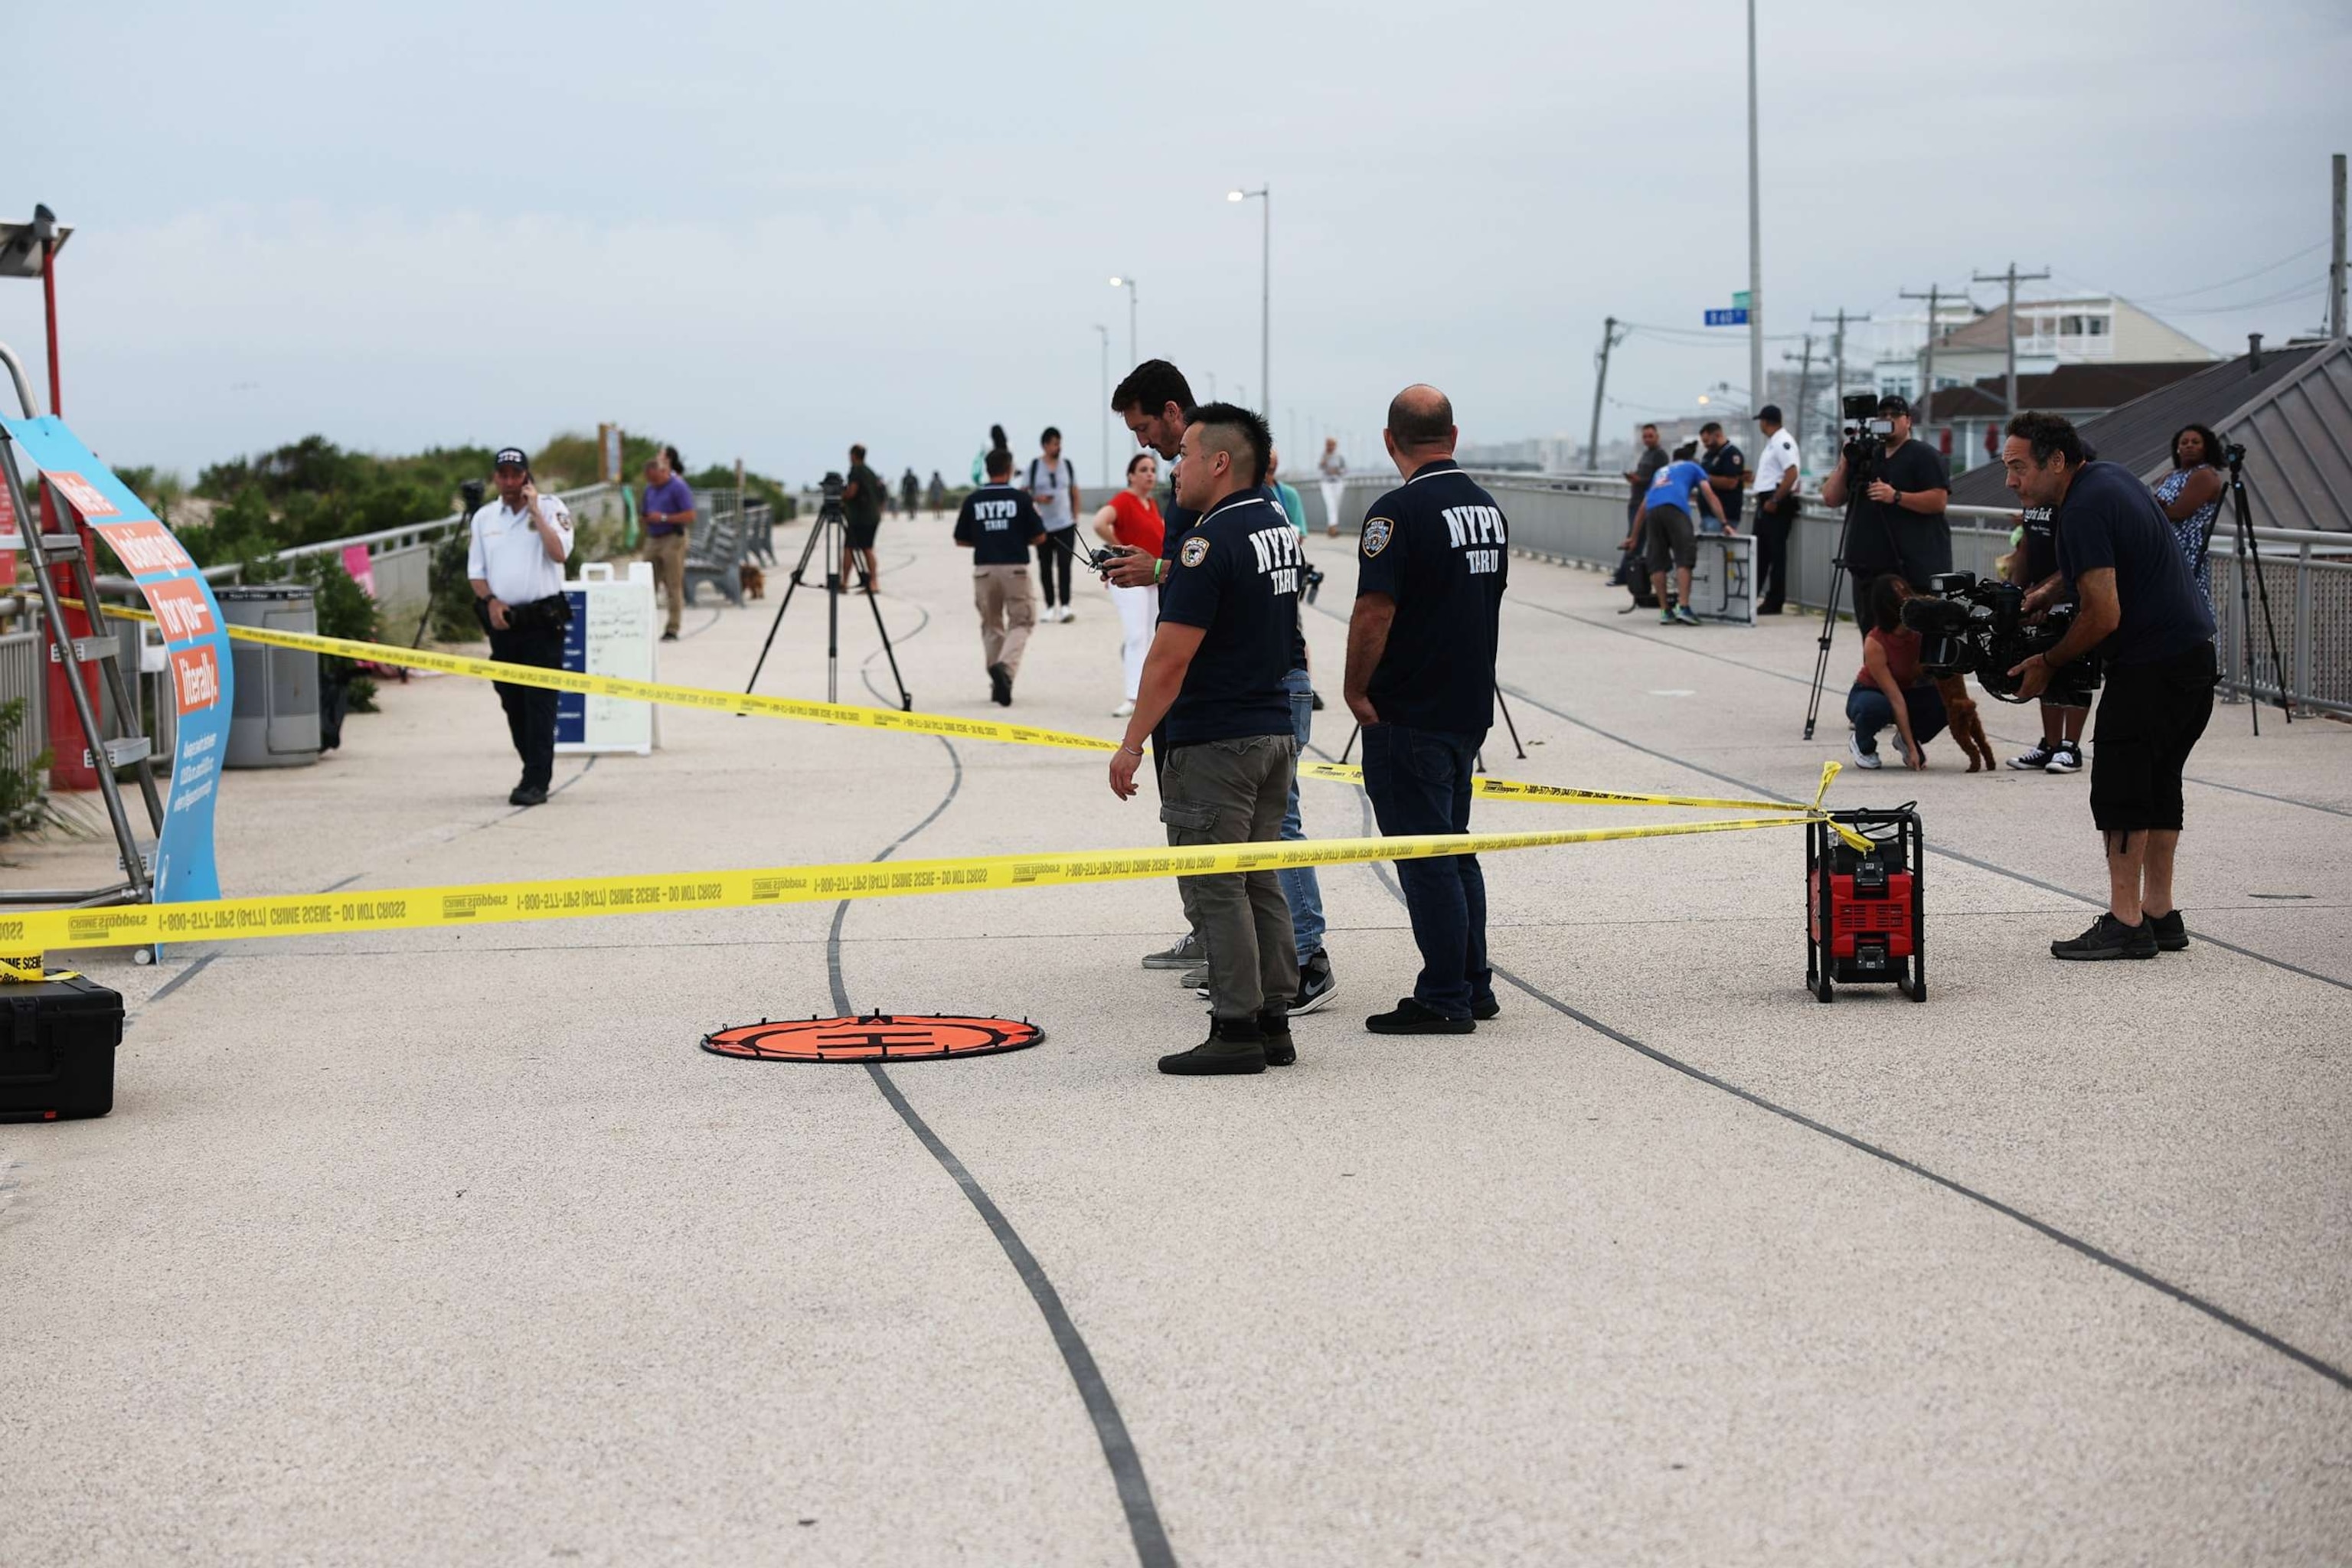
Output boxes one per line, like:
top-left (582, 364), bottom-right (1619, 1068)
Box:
top-left (1839, 390), bottom-right (1893, 478)
top-left (818, 471), bottom-right (844, 512)
top-left (1897, 571), bottom-right (2077, 702)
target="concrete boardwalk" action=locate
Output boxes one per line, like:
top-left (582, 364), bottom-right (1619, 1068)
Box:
top-left (5, 517), bottom-right (2349, 1566)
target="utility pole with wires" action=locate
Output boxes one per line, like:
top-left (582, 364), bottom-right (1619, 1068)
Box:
top-left (2331, 152), bottom-right (2347, 341)
top-left (1973, 261), bottom-right (2052, 418)
top-left (1585, 315), bottom-right (1629, 472)
top-left (1811, 308), bottom-right (1870, 423)
top-left (1783, 333), bottom-right (1816, 455)
top-left (1899, 284), bottom-right (1965, 443)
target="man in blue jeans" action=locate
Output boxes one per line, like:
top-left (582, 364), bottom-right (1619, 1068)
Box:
top-left (1279, 662), bottom-right (1338, 1012)
top-left (1343, 384), bottom-right (1509, 1034)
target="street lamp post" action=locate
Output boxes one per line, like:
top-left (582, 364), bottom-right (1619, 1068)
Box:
top-left (1108, 276), bottom-right (1138, 367)
top-left (1093, 324), bottom-right (1111, 487)
top-left (1746, 0), bottom-right (1764, 436)
top-left (1228, 186), bottom-right (1269, 412)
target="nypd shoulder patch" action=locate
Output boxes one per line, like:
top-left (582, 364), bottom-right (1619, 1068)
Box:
top-left (1180, 535), bottom-right (1211, 568)
top-left (1361, 517), bottom-right (1394, 557)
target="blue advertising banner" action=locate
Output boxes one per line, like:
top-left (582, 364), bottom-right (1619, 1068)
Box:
top-left (0, 416), bottom-right (233, 904)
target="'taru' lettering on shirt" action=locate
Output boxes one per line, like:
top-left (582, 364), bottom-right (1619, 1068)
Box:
top-left (1442, 504), bottom-right (1508, 575)
top-left (1244, 523), bottom-right (1305, 595)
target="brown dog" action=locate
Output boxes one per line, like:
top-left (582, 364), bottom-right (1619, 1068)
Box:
top-left (740, 563), bottom-right (766, 600)
top-left (1937, 675), bottom-right (1998, 772)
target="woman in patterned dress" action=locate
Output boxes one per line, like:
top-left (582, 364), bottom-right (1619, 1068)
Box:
top-left (2154, 423), bottom-right (2224, 610)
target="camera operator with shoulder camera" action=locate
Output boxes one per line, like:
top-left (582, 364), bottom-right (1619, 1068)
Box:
top-left (468, 447), bottom-right (575, 807)
top-left (2001, 411), bottom-right (2216, 961)
top-left (1819, 393), bottom-right (1951, 590)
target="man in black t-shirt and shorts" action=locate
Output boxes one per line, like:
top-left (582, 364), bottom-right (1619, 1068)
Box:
top-left (1344, 384), bottom-right (1509, 1034)
top-left (1108, 403), bottom-right (1302, 1076)
top-left (2003, 411), bottom-right (2218, 961)
top-left (1820, 394), bottom-right (1952, 590)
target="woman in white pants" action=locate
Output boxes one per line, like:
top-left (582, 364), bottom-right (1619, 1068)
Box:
top-left (1317, 436), bottom-right (1348, 537)
top-left (1090, 452), bottom-right (1165, 717)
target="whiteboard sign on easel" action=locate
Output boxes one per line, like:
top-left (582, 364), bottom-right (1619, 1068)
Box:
top-left (557, 560), bottom-right (658, 755)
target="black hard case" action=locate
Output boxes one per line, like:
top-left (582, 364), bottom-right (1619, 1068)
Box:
top-left (0, 975), bottom-right (123, 1122)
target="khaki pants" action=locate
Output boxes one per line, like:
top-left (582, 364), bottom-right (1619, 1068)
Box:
top-left (972, 564), bottom-right (1037, 675)
top-left (644, 531), bottom-right (689, 635)
top-left (1159, 734), bottom-right (1298, 1020)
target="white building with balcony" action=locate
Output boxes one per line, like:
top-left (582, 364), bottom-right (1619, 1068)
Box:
top-left (1924, 296), bottom-right (2215, 390)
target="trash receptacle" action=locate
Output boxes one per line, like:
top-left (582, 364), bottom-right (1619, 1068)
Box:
top-left (217, 585), bottom-right (320, 769)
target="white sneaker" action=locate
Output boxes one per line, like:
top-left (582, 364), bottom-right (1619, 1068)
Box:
top-left (1112, 699), bottom-right (1135, 717)
top-left (1847, 731), bottom-right (1883, 770)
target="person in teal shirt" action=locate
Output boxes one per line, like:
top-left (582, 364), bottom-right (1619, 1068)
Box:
top-left (1269, 444), bottom-right (1307, 533)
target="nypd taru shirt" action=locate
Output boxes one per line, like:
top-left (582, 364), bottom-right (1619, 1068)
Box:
top-left (1357, 458), bottom-right (1509, 734)
top-left (1155, 491), bottom-right (1299, 746)
top-left (952, 483), bottom-right (1046, 566)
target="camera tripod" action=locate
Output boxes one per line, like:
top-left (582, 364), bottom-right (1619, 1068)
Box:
top-left (1802, 437), bottom-right (1913, 741)
top-left (744, 492), bottom-right (910, 710)
top-left (2218, 444), bottom-right (2292, 733)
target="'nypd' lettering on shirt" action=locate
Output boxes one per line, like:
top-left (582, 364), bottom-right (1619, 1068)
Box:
top-left (1245, 524), bottom-right (1305, 596)
top-left (1442, 504), bottom-right (1508, 574)
top-left (972, 498), bottom-right (1021, 530)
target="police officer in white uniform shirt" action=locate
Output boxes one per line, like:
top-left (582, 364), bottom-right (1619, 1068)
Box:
top-left (1749, 403), bottom-right (1802, 612)
top-left (467, 447), bottom-right (574, 806)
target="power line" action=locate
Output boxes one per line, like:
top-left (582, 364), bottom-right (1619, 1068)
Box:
top-left (2129, 242), bottom-right (2329, 305)
top-left (2161, 280), bottom-right (2327, 316)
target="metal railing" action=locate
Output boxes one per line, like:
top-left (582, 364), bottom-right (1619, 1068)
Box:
top-left (1302, 472), bottom-right (2352, 718)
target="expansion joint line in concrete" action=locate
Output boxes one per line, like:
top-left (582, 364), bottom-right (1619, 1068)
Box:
top-left (829, 606), bottom-right (1178, 1566)
top-left (1306, 717), bottom-right (2352, 1396)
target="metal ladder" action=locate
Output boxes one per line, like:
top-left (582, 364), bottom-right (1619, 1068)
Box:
top-left (0, 339), bottom-right (165, 915)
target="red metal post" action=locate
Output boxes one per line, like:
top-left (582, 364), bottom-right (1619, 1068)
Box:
top-left (39, 236), bottom-right (99, 789)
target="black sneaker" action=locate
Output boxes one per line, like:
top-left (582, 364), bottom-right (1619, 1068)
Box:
top-left (2148, 909), bottom-right (2190, 952)
top-left (2046, 742), bottom-right (2083, 774)
top-left (1292, 952), bottom-right (1338, 1015)
top-left (2050, 913), bottom-right (2157, 961)
top-left (988, 662), bottom-right (1012, 707)
top-left (1158, 1017), bottom-right (1268, 1075)
top-left (508, 783), bottom-right (548, 807)
top-left (2008, 741), bottom-right (2060, 770)
top-left (1366, 997), bottom-right (1476, 1035)
top-left (660, 629), bottom-right (679, 642)
top-left (1472, 994), bottom-right (1500, 1021)
top-left (1258, 1009), bottom-right (1295, 1067)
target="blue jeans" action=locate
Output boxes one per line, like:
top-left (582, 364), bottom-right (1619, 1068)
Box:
top-left (1360, 722), bottom-right (1490, 1019)
top-left (1278, 667), bottom-right (1326, 961)
top-left (1845, 682), bottom-right (1947, 756)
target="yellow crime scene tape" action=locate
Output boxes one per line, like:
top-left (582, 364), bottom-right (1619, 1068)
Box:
top-left (77, 599), bottom-right (1857, 826)
top-left (2, 815), bottom-right (1824, 959)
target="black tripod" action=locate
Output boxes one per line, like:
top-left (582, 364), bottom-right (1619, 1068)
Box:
top-left (1801, 487), bottom-right (1870, 741)
top-left (744, 485), bottom-right (910, 709)
top-left (1338, 688), bottom-right (1527, 768)
top-left (2217, 443), bottom-right (2292, 733)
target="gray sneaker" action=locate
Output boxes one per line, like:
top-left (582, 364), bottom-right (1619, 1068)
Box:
top-left (1181, 965), bottom-right (1207, 993)
top-left (1142, 931), bottom-right (1203, 971)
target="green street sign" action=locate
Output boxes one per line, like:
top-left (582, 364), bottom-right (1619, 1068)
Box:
top-left (1732, 290), bottom-right (1751, 310)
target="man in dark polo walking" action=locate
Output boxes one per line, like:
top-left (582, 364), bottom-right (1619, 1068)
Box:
top-left (1107, 402), bottom-right (1302, 1076)
top-left (1344, 384), bottom-right (1508, 1033)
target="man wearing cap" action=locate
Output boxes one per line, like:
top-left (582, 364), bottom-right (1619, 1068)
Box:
top-left (1749, 404), bottom-right (1802, 612)
top-left (1821, 394), bottom-right (1952, 591)
top-left (468, 449), bottom-right (575, 806)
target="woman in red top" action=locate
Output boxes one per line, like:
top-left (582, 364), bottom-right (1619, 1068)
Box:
top-left (1090, 452), bottom-right (1164, 717)
top-left (1844, 573), bottom-right (1948, 770)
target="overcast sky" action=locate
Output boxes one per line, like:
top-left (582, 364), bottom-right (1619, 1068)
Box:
top-left (8, 0), bottom-right (2347, 489)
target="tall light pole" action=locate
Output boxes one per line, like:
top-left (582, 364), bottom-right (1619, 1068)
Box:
top-left (1746, 0), bottom-right (1764, 433)
top-left (1093, 323), bottom-right (1112, 487)
top-left (1228, 185), bottom-right (1269, 412)
top-left (1108, 276), bottom-right (1138, 366)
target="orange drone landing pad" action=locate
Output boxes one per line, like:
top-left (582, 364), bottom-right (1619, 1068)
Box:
top-left (701, 1014), bottom-right (1044, 1063)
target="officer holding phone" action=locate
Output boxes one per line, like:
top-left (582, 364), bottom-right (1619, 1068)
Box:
top-left (468, 446), bottom-right (575, 806)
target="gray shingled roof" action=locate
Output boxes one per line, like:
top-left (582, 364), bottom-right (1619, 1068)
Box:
top-left (1948, 339), bottom-right (2352, 531)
